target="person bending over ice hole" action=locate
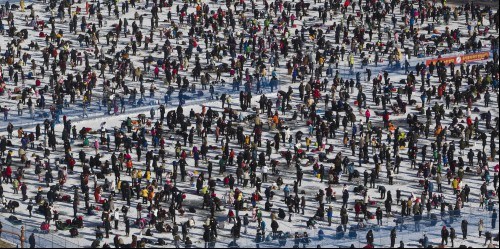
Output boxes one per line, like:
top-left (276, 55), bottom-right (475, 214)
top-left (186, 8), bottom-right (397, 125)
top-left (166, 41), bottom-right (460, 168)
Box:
top-left (378, 185), bottom-right (386, 199)
top-left (306, 217), bottom-right (316, 229)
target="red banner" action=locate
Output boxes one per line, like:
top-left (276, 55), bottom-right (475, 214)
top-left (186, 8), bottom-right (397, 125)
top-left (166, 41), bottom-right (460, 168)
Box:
top-left (425, 51), bottom-right (490, 66)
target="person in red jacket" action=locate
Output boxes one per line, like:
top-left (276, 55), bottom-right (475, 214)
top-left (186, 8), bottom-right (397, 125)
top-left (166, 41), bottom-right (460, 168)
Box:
top-left (154, 66), bottom-right (160, 79)
top-left (365, 108), bottom-right (371, 123)
top-left (466, 116), bottom-right (473, 127)
top-left (383, 111), bottom-right (390, 128)
top-left (355, 201), bottom-right (362, 219)
top-left (313, 89), bottom-right (321, 100)
top-left (5, 165), bottom-right (12, 183)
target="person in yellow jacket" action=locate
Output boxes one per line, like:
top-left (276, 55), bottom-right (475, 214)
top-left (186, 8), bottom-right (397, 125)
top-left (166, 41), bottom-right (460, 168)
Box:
top-left (137, 169), bottom-right (143, 184)
top-left (13, 179), bottom-right (20, 194)
top-left (145, 170), bottom-right (151, 181)
top-left (20, 0), bottom-right (25, 12)
top-left (305, 137), bottom-right (312, 151)
top-left (349, 54), bottom-right (355, 68)
top-left (141, 188), bottom-right (149, 204)
top-left (201, 186), bottom-right (208, 195)
top-left (319, 56), bottom-right (325, 67)
top-left (451, 178), bottom-right (459, 194)
top-left (407, 199), bottom-right (413, 215)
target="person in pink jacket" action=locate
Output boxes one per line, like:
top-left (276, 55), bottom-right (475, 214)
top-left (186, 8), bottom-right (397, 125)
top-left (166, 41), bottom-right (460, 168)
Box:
top-left (94, 140), bottom-right (100, 154)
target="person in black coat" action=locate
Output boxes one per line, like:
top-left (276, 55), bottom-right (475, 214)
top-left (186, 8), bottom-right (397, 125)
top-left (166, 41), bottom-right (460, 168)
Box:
top-left (390, 227), bottom-right (397, 248)
top-left (484, 231), bottom-right (493, 246)
top-left (27, 200), bottom-right (33, 218)
top-left (21, 183), bottom-right (28, 201)
top-left (243, 214), bottom-right (249, 234)
top-left (203, 225), bottom-right (211, 248)
top-left (398, 240), bottom-right (405, 248)
top-left (185, 237), bottom-right (193, 248)
top-left (450, 227), bottom-right (456, 247)
top-left (366, 230), bottom-right (374, 245)
top-left (113, 235), bottom-right (120, 248)
top-left (376, 207), bottom-right (383, 226)
top-left (271, 220), bottom-right (279, 237)
top-left (492, 209), bottom-right (497, 229)
top-left (181, 222), bottom-right (188, 241)
top-left (441, 226), bottom-right (449, 245)
top-left (125, 218), bottom-right (130, 237)
top-left (104, 218), bottom-right (112, 238)
top-left (29, 233), bottom-right (36, 248)
top-left (461, 219), bottom-right (468, 239)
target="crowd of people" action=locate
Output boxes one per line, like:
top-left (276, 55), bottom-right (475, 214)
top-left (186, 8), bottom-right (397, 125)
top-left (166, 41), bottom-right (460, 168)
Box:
top-left (0, 0), bottom-right (498, 248)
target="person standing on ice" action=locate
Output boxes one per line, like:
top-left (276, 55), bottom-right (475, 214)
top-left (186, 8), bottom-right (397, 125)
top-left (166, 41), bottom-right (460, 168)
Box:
top-left (461, 219), bottom-right (468, 239)
top-left (390, 227), bottom-right (397, 248)
top-left (150, 107), bottom-right (155, 120)
top-left (365, 108), bottom-right (371, 123)
top-left (450, 227), bottom-right (456, 248)
top-left (440, 226), bottom-right (449, 246)
top-left (17, 101), bottom-right (23, 116)
top-left (82, 103), bottom-right (89, 118)
top-left (366, 229), bottom-right (374, 247)
top-left (492, 209), bottom-right (497, 229)
top-left (3, 106), bottom-right (9, 121)
top-left (29, 233), bottom-right (36, 248)
top-left (94, 139), bottom-right (99, 155)
top-left (479, 219), bottom-right (485, 237)
top-left (327, 205), bottom-right (333, 226)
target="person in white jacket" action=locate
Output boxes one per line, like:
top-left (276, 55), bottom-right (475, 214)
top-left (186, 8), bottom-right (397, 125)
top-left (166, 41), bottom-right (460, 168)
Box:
top-left (113, 208), bottom-right (120, 230)
top-left (262, 165), bottom-right (269, 182)
top-left (285, 127), bottom-right (291, 145)
top-left (17, 101), bottom-right (23, 116)
top-left (110, 180), bottom-right (116, 197)
top-left (29, 105), bottom-right (35, 119)
top-left (478, 219), bottom-right (485, 237)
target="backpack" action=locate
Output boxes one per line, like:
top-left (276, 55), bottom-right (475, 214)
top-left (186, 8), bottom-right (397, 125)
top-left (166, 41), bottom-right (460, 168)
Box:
top-left (157, 238), bottom-right (166, 245)
top-left (41, 222), bottom-right (50, 231)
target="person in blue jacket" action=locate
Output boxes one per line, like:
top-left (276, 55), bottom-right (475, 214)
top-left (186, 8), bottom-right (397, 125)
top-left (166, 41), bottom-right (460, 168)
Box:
top-left (327, 205), bottom-right (333, 226)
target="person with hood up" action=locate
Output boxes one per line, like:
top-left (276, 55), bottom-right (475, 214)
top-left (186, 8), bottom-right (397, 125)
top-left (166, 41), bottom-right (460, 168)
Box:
top-left (441, 226), bottom-right (449, 245)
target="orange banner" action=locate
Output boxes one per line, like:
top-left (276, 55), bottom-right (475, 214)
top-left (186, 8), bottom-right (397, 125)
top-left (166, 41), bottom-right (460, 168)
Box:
top-left (425, 51), bottom-right (490, 66)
